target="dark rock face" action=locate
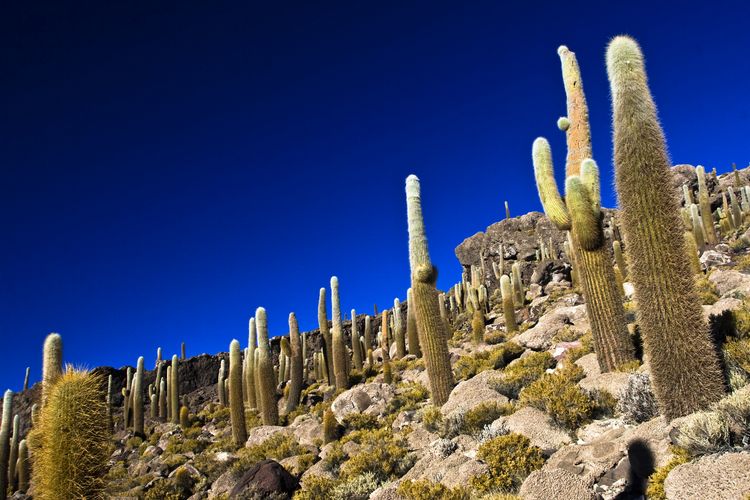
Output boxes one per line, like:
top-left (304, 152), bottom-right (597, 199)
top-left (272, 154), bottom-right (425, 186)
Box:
top-left (228, 459), bottom-right (299, 498)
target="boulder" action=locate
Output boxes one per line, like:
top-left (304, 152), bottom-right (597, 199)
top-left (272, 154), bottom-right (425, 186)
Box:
top-left (513, 305), bottom-right (588, 350)
top-left (578, 371), bottom-right (631, 398)
top-left (700, 250), bottom-right (732, 269)
top-left (288, 414), bottom-right (322, 448)
top-left (709, 269), bottom-right (750, 296)
top-left (520, 468), bottom-right (596, 500)
top-left (491, 407), bottom-right (572, 455)
top-left (330, 383), bottom-right (395, 423)
top-left (441, 369), bottom-right (509, 417)
top-left (398, 449), bottom-right (488, 489)
top-left (664, 451), bottom-right (750, 500)
top-left (575, 353), bottom-right (602, 379)
top-left (228, 459), bottom-right (299, 498)
top-left (245, 425), bottom-right (289, 448)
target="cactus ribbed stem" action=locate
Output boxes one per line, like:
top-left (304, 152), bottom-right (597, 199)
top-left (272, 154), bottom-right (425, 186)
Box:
top-left (159, 379), bottom-right (167, 420)
top-left (350, 310), bottom-right (363, 371)
top-left (170, 355), bottom-right (179, 424)
top-left (22, 368), bottom-right (29, 393)
top-left (392, 299), bottom-right (406, 359)
top-left (696, 166), bottom-right (718, 245)
top-left (500, 275), bottom-right (517, 334)
top-left (286, 313), bottom-right (303, 413)
top-left (330, 277), bottom-right (349, 390)
top-left (607, 35), bottom-right (726, 419)
top-left (42, 333), bottom-right (63, 407)
top-left (364, 315), bottom-right (372, 353)
top-left (247, 318), bottom-right (257, 409)
top-left (106, 374), bottom-right (113, 431)
top-left (381, 311), bottom-right (392, 384)
top-left (405, 175), bottom-right (454, 406)
top-left (406, 289), bottom-right (421, 356)
top-left (17, 440), bottom-right (28, 493)
top-left (613, 240), bottom-right (628, 279)
top-left (255, 307), bottom-right (279, 425)
top-left (0, 390), bottom-right (12, 500)
top-left (165, 366), bottom-right (172, 422)
top-left (318, 288), bottom-right (335, 386)
top-left (229, 339), bottom-right (247, 445)
top-left (133, 356), bottom-right (144, 436)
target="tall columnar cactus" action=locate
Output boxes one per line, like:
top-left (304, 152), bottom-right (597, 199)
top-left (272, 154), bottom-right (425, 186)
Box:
top-left (23, 368), bottom-right (29, 392)
top-left (106, 374), bottom-right (113, 431)
top-left (159, 379), bottom-right (167, 420)
top-left (30, 369), bottom-right (110, 499)
top-left (511, 262), bottom-right (524, 306)
top-left (181, 342), bottom-right (186, 360)
top-left (170, 355), bottom-right (179, 424)
top-left (154, 359), bottom-right (163, 407)
top-left (8, 414), bottom-right (19, 492)
top-left (150, 392), bottom-right (157, 419)
top-left (696, 166), bottom-right (718, 244)
top-left (318, 288), bottom-right (335, 385)
top-left (729, 187), bottom-right (743, 228)
top-left (532, 45), bottom-right (635, 372)
top-left (42, 333), bottom-right (63, 406)
top-left (179, 406), bottom-right (189, 429)
top-left (406, 288), bottom-right (421, 356)
top-left (228, 339), bottom-right (247, 446)
top-left (613, 240), bottom-right (628, 279)
top-left (405, 175), bottom-right (454, 406)
top-left (16, 439), bottom-right (28, 493)
top-left (350, 310), bottom-right (363, 371)
top-left (165, 366), bottom-right (172, 421)
top-left (392, 299), bottom-right (407, 359)
top-left (500, 275), bottom-right (517, 334)
top-left (286, 313), bottom-right (303, 413)
top-left (247, 317), bottom-right (257, 409)
top-left (330, 277), bottom-right (349, 390)
top-left (690, 204), bottom-right (706, 251)
top-left (607, 35), bottom-right (726, 418)
top-left (255, 307), bottom-right (279, 425)
top-left (471, 309), bottom-right (485, 345)
top-left (0, 390), bottom-right (12, 500)
top-left (124, 367), bottom-right (132, 429)
top-left (279, 339), bottom-right (289, 385)
top-left (381, 310), bottom-right (392, 384)
top-left (133, 356), bottom-right (145, 436)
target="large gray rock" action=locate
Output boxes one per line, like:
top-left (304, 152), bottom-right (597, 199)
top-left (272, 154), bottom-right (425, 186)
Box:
top-left (709, 269), bottom-right (750, 296)
top-left (491, 407), bottom-right (572, 455)
top-left (441, 369), bottom-right (509, 417)
top-left (245, 425), bottom-right (289, 448)
top-left (330, 382), bottom-right (395, 423)
top-left (520, 468), bottom-right (596, 500)
top-left (664, 451), bottom-right (750, 500)
top-left (513, 305), bottom-right (589, 350)
top-left (288, 414), bottom-right (322, 448)
top-left (578, 371), bottom-right (631, 398)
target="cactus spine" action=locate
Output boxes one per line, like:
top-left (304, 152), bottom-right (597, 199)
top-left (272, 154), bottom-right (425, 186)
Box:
top-left (330, 277), bottom-right (349, 390)
top-left (393, 298), bottom-right (407, 359)
top-left (0, 390), bottom-right (12, 500)
top-left (405, 175), bottom-right (454, 406)
top-left (31, 369), bottom-right (110, 499)
top-left (42, 333), bottom-right (63, 406)
top-left (286, 313), bottom-right (303, 413)
top-left (318, 288), bottom-right (335, 385)
top-left (531, 45), bottom-right (635, 373)
top-left (255, 307), bottom-right (279, 425)
top-left (406, 288), bottom-right (422, 356)
top-left (133, 356), bottom-right (144, 436)
top-left (229, 339), bottom-right (247, 445)
top-left (607, 35), bottom-right (726, 418)
top-left (170, 355), bottom-right (179, 424)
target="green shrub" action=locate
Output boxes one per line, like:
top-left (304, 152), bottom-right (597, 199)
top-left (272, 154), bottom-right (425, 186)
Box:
top-left (321, 441), bottom-right (346, 474)
top-left (646, 447), bottom-right (691, 500)
top-left (725, 338), bottom-right (750, 374)
top-left (397, 479), bottom-right (471, 500)
top-left (563, 332), bottom-right (594, 362)
top-left (470, 433), bottom-right (545, 493)
top-left (421, 405), bottom-right (443, 433)
top-left (490, 352), bottom-right (555, 399)
top-left (294, 476), bottom-right (338, 500)
top-left (462, 401), bottom-right (515, 434)
top-left (454, 343), bottom-right (525, 382)
top-left (518, 367), bottom-right (593, 430)
top-left (385, 382), bottom-right (430, 416)
top-left (342, 412), bottom-right (381, 431)
top-left (144, 478), bottom-right (187, 500)
top-left (695, 276), bottom-right (720, 305)
top-left (485, 330), bottom-right (506, 345)
top-left (339, 427), bottom-right (414, 482)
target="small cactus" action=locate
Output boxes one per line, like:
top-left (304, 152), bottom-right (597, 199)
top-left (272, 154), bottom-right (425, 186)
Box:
top-left (696, 166), bottom-right (718, 244)
top-left (471, 309), bottom-right (485, 344)
top-left (350, 310), bottom-right (363, 371)
top-left (217, 359), bottom-right (226, 406)
top-left (16, 439), bottom-right (28, 493)
top-left (393, 299), bottom-right (406, 359)
top-left (381, 310), bottom-right (393, 384)
top-left (323, 409), bottom-right (338, 444)
top-left (179, 406), bottom-right (189, 429)
top-left (500, 275), bottom-right (517, 334)
top-left (229, 339), bottom-right (247, 445)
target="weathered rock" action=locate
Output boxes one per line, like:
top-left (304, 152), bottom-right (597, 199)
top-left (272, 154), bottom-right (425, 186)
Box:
top-left (578, 371), bottom-right (631, 398)
top-left (709, 269), bottom-right (750, 296)
top-left (664, 451), bottom-right (750, 500)
top-left (330, 383), bottom-right (395, 423)
top-left (245, 425), bottom-right (289, 448)
top-left (441, 369), bottom-right (509, 417)
top-left (513, 305), bottom-right (588, 350)
top-left (520, 468), bottom-right (596, 500)
top-left (491, 407), bottom-right (572, 455)
top-left (228, 459), bottom-right (299, 498)
top-left (701, 250), bottom-right (732, 269)
top-left (288, 414), bottom-right (322, 448)
top-left (398, 449), bottom-right (488, 488)
top-left (575, 353), bottom-right (602, 379)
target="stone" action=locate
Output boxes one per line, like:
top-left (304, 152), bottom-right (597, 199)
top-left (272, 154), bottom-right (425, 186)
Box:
top-left (664, 451), bottom-right (750, 500)
top-left (578, 371), bottom-right (631, 398)
top-left (244, 425), bottom-right (289, 448)
top-left (575, 353), bottom-right (602, 378)
top-left (228, 459), bottom-right (299, 498)
top-left (491, 407), bottom-right (572, 455)
top-left (709, 269), bottom-right (750, 296)
top-left (330, 382), bottom-right (395, 423)
top-left (398, 449), bottom-right (488, 488)
top-left (513, 305), bottom-right (589, 350)
top-left (520, 468), bottom-right (596, 500)
top-left (441, 369), bottom-right (509, 417)
top-left (701, 250), bottom-right (732, 269)
top-left (288, 414), bottom-right (322, 447)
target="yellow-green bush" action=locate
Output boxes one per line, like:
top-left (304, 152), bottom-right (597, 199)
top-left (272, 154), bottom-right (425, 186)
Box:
top-left (732, 304), bottom-right (750, 339)
top-left (339, 427), bottom-right (414, 482)
top-left (563, 331), bottom-right (594, 362)
top-left (294, 475), bottom-right (338, 500)
top-left (485, 330), bottom-right (506, 345)
top-left (396, 479), bottom-right (471, 500)
top-left (518, 367), bottom-right (594, 430)
top-left (342, 412), bottom-right (381, 431)
top-left (422, 405), bottom-right (443, 433)
top-left (232, 433), bottom-right (304, 472)
top-left (454, 343), bottom-right (525, 382)
top-left (165, 437), bottom-right (206, 455)
top-left (490, 351), bottom-right (555, 398)
top-left (470, 433), bottom-right (545, 493)
top-left (695, 276), bottom-right (720, 305)
top-left (646, 447), bottom-right (691, 499)
top-left (725, 338), bottom-right (750, 374)
top-left (462, 401), bottom-right (515, 434)
top-left (385, 382), bottom-right (430, 416)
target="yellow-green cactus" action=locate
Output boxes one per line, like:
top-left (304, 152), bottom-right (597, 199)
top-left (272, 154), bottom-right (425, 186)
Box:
top-left (42, 333), bottom-right (63, 407)
top-left (285, 313), bottom-right (303, 413)
top-left (170, 355), bottom-right (179, 425)
top-left (318, 288), bottom-right (335, 386)
top-left (330, 277), bottom-right (350, 390)
top-left (246, 317), bottom-right (257, 409)
top-left (229, 339), bottom-right (247, 445)
top-left (350, 309), bottom-right (363, 371)
top-left (405, 175), bottom-right (454, 406)
top-left (255, 307), bottom-right (279, 425)
top-left (133, 356), bottom-right (144, 436)
top-left (607, 35), bottom-right (726, 419)
top-left (500, 275), bottom-right (517, 334)
top-left (696, 166), bottom-right (718, 244)
top-left (0, 390), bottom-right (12, 500)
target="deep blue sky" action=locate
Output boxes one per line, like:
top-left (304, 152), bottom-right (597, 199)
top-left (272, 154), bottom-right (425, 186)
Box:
top-left (2, 1), bottom-right (748, 391)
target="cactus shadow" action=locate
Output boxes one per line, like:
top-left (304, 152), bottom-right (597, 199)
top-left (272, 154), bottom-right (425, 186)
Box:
top-left (624, 438), bottom-right (655, 498)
